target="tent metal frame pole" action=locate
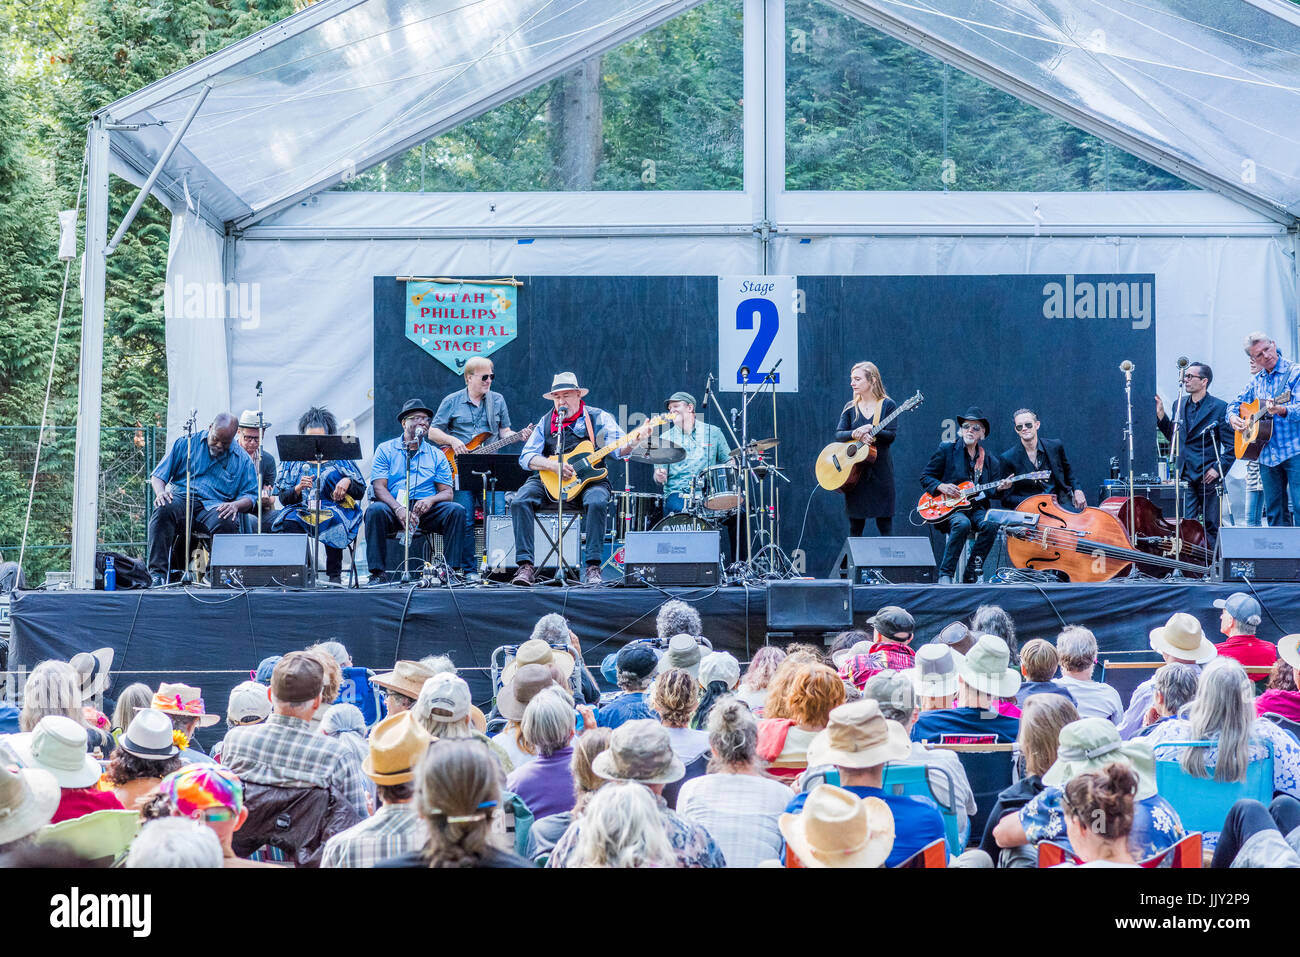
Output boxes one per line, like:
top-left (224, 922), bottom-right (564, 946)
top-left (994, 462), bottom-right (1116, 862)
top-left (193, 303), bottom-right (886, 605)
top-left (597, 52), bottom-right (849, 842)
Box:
top-left (1292, 228), bottom-right (1300, 360)
top-left (71, 120), bottom-right (111, 589)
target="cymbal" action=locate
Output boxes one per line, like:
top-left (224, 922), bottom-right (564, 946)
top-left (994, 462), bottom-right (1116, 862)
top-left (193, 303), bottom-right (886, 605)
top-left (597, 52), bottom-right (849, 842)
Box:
top-left (625, 441), bottom-right (685, 465)
top-left (728, 438), bottom-right (779, 460)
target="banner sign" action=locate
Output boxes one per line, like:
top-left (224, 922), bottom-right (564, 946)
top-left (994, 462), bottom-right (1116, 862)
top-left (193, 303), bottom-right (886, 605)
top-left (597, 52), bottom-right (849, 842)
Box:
top-left (404, 280), bottom-right (518, 373)
top-left (717, 275), bottom-right (799, 392)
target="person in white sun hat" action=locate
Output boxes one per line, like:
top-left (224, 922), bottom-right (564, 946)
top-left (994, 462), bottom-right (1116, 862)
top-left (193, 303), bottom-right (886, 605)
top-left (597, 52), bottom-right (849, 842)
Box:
top-left (1118, 611), bottom-right (1217, 739)
top-left (911, 634), bottom-right (1020, 743)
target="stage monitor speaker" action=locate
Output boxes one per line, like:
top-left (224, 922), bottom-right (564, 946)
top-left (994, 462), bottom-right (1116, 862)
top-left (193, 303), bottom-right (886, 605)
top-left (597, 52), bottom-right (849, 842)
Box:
top-left (831, 536), bottom-right (937, 584)
top-left (211, 534), bottom-right (310, 588)
top-left (484, 514), bottom-right (580, 571)
top-left (766, 580), bottom-right (853, 632)
top-left (1220, 526), bottom-right (1300, 582)
top-left (624, 531), bottom-right (719, 586)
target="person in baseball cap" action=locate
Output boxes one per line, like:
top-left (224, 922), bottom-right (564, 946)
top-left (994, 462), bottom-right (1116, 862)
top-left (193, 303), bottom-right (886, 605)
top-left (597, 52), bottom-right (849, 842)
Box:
top-left (844, 606), bottom-right (917, 688)
top-left (592, 644), bottom-right (659, 730)
top-left (1214, 592), bottom-right (1278, 668)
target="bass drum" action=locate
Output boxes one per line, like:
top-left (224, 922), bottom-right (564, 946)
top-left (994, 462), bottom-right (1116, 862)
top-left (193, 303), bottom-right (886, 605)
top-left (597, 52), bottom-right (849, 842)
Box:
top-left (652, 512), bottom-right (718, 532)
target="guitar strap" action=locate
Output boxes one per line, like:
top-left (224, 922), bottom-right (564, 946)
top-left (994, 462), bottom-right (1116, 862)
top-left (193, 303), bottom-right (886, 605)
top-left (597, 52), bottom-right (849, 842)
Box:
top-left (584, 410), bottom-right (596, 449)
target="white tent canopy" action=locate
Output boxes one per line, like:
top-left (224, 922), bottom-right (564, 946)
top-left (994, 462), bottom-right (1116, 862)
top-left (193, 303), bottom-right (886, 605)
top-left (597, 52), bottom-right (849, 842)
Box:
top-left (71, 0), bottom-right (1300, 585)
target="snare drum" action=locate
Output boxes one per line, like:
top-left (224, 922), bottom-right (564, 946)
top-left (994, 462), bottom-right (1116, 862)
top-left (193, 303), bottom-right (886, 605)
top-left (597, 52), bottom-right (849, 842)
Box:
top-left (693, 464), bottom-right (740, 516)
top-left (610, 491), bottom-right (663, 542)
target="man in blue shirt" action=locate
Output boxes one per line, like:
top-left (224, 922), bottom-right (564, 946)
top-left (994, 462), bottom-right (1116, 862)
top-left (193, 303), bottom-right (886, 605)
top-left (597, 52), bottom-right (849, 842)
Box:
top-left (364, 398), bottom-right (468, 584)
top-left (1228, 333), bottom-right (1300, 527)
top-left (911, 634), bottom-right (1021, 744)
top-left (147, 412), bottom-right (258, 586)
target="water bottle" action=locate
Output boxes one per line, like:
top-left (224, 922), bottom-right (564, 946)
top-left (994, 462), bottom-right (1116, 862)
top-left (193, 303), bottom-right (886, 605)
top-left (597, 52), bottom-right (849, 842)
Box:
top-left (104, 555), bottom-right (117, 591)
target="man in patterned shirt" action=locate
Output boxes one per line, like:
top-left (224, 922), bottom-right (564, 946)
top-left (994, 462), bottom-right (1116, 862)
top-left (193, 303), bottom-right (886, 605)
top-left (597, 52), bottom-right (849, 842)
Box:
top-left (1228, 333), bottom-right (1300, 527)
top-left (546, 720), bottom-right (725, 867)
top-left (221, 651), bottom-right (370, 820)
top-left (321, 711), bottom-right (431, 867)
top-left (654, 391), bottom-right (736, 560)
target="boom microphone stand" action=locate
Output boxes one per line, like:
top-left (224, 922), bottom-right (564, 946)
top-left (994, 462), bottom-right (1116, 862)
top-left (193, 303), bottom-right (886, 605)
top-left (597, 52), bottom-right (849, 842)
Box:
top-left (255, 380), bottom-right (266, 535)
top-left (179, 410), bottom-right (198, 585)
top-left (546, 406), bottom-right (570, 586)
top-left (399, 426), bottom-right (424, 585)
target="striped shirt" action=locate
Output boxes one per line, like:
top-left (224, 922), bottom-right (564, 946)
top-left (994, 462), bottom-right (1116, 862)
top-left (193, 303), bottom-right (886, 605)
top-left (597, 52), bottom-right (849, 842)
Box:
top-left (1228, 354), bottom-right (1300, 467)
top-left (320, 802), bottom-right (427, 868)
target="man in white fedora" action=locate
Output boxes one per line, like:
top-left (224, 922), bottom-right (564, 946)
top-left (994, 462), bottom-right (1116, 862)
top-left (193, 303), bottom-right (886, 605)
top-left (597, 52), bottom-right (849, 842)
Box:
top-left (779, 785), bottom-right (895, 868)
top-left (911, 634), bottom-right (1021, 743)
top-left (785, 699), bottom-right (945, 867)
top-left (901, 643), bottom-right (964, 711)
top-left (1118, 611), bottom-right (1217, 739)
top-left (509, 372), bottom-right (629, 587)
top-left (149, 682), bottom-right (221, 765)
top-left (236, 409), bottom-right (278, 531)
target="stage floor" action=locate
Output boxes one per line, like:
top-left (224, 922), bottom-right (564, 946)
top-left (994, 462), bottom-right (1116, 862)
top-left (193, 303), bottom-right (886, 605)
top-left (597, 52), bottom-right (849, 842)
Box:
top-left (11, 578), bottom-right (1300, 721)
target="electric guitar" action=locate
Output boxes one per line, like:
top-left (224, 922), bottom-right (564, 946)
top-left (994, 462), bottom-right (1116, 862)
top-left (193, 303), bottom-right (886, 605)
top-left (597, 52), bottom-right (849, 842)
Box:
top-left (815, 391), bottom-right (924, 491)
top-left (916, 471), bottom-right (1051, 523)
top-left (441, 423), bottom-right (535, 480)
top-left (1234, 390), bottom-right (1292, 461)
top-left (540, 415), bottom-right (674, 503)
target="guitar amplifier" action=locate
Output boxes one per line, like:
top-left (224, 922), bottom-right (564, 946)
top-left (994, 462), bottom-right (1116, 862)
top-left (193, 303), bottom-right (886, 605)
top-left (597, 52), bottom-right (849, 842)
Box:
top-left (211, 534), bottom-right (310, 588)
top-left (484, 514), bottom-right (580, 571)
top-left (624, 531), bottom-right (720, 586)
top-left (1098, 480), bottom-right (1185, 514)
top-left (1219, 527), bottom-right (1300, 582)
top-left (831, 537), bottom-right (937, 584)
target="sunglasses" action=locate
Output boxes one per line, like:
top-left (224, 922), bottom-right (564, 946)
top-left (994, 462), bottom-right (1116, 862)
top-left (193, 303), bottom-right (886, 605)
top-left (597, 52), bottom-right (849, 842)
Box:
top-left (479, 374), bottom-right (495, 381)
top-left (193, 807), bottom-right (237, 823)
top-left (1015, 422), bottom-right (1036, 431)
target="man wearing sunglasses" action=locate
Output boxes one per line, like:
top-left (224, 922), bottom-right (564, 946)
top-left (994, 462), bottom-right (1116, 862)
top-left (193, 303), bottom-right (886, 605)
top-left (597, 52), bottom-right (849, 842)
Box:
top-left (999, 408), bottom-right (1087, 512)
top-left (1158, 360), bottom-right (1234, 551)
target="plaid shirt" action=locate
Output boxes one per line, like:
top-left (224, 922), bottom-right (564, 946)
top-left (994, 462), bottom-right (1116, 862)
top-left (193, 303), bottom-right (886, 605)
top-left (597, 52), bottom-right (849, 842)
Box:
top-left (220, 713), bottom-right (370, 819)
top-left (320, 802), bottom-right (427, 868)
top-left (546, 792), bottom-right (725, 868)
top-left (1229, 353), bottom-right (1300, 467)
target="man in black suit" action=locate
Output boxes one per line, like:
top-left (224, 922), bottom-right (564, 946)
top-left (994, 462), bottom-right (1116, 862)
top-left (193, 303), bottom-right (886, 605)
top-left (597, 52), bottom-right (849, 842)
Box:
top-left (1000, 409), bottom-right (1087, 511)
top-left (920, 407), bottom-right (1011, 584)
top-left (1157, 361), bottom-right (1234, 552)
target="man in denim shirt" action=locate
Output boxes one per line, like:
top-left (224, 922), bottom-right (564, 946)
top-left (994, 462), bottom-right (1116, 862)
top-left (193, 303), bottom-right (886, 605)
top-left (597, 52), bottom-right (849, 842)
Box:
top-left (1229, 333), bottom-right (1300, 527)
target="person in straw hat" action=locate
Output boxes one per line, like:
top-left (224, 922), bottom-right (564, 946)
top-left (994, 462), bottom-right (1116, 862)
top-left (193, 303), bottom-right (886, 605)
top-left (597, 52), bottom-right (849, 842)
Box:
top-left (374, 657), bottom-right (487, 730)
top-left (1117, 611), bottom-right (1217, 739)
top-left (492, 663), bottom-right (567, 770)
top-left (148, 681), bottom-right (222, 765)
top-left (9, 715), bottom-right (124, 822)
top-left (994, 716), bottom-right (1185, 859)
top-left (784, 699), bottom-right (945, 867)
top-left (509, 372), bottom-right (630, 587)
top-left (321, 712), bottom-right (433, 868)
top-left (235, 408), bottom-right (279, 532)
top-left (779, 784), bottom-right (895, 868)
top-left (0, 758), bottom-right (60, 858)
top-left (546, 719), bottom-right (725, 867)
top-left (911, 634), bottom-right (1021, 743)
top-left (1257, 633), bottom-right (1300, 722)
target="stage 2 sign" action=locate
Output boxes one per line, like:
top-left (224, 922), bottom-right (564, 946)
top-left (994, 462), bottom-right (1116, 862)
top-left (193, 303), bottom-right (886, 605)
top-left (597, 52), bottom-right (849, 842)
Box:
top-left (717, 276), bottom-right (798, 392)
top-left (404, 279), bottom-right (518, 373)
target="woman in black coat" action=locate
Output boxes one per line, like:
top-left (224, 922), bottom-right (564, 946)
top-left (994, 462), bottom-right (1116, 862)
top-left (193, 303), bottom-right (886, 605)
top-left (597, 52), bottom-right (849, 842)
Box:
top-left (835, 361), bottom-right (898, 536)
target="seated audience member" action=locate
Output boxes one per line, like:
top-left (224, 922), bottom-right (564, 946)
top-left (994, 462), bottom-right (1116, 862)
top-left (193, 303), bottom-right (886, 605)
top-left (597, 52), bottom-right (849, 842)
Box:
top-left (1257, 635), bottom-right (1300, 722)
top-left (322, 712), bottom-right (432, 868)
top-left (506, 688), bottom-right (577, 820)
top-left (762, 648), bottom-right (830, 721)
top-left (1134, 663), bottom-right (1199, 738)
top-left (378, 739), bottom-right (531, 868)
top-left (528, 615), bottom-right (601, 705)
top-left (101, 710), bottom-right (182, 813)
top-left (736, 646), bottom-right (786, 714)
top-left (1143, 657), bottom-right (1300, 847)
top-left (934, 620), bottom-right (976, 656)
top-left (980, 694), bottom-right (1078, 865)
top-left (971, 605), bottom-right (1019, 662)
top-left (828, 630), bottom-right (873, 671)
top-left (1118, 612), bottom-right (1216, 738)
top-left (526, 727), bottom-right (612, 863)
top-left (656, 633), bottom-right (705, 682)
top-left (253, 655), bottom-right (282, 686)
top-left (148, 682), bottom-right (219, 764)
top-left (785, 699), bottom-right (945, 867)
top-left (1214, 592), bottom-right (1278, 668)
top-left (572, 782), bottom-right (678, 868)
top-left (653, 668), bottom-right (711, 767)
top-left (657, 598), bottom-right (703, 644)
top-left (494, 663), bottom-right (564, 769)
top-left (321, 703), bottom-right (375, 807)
top-left (0, 761), bottom-right (59, 859)
top-left (305, 651), bottom-right (343, 734)
top-left (372, 659), bottom-right (437, 717)
top-left (159, 763), bottom-right (279, 868)
top-left (11, 716), bottom-right (122, 822)
top-left (110, 683), bottom-right (153, 742)
top-left (213, 680), bottom-right (272, 762)
top-left (694, 652), bottom-right (740, 730)
top-left (593, 644), bottom-right (659, 729)
top-left (757, 664), bottom-right (846, 777)
top-left (903, 643), bottom-right (963, 712)
top-left (1053, 626), bottom-right (1123, 724)
top-left (413, 674), bottom-right (513, 773)
top-left (19, 660), bottom-right (113, 755)
top-left (547, 720), bottom-right (726, 868)
top-left (1211, 796), bottom-right (1300, 868)
top-left (676, 698), bottom-right (795, 868)
top-left (993, 718), bottom-right (1184, 859)
top-left (857, 606), bottom-right (917, 682)
top-left (861, 670), bottom-right (977, 844)
top-left (911, 635), bottom-right (1020, 743)
top-left (1057, 764), bottom-right (1141, 867)
top-left (125, 817), bottom-right (223, 869)
top-left (779, 784), bottom-right (895, 869)
top-left (1015, 639), bottom-right (1077, 707)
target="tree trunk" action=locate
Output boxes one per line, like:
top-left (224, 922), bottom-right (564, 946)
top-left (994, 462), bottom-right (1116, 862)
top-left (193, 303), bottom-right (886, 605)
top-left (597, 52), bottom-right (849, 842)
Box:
top-left (550, 55), bottom-right (603, 189)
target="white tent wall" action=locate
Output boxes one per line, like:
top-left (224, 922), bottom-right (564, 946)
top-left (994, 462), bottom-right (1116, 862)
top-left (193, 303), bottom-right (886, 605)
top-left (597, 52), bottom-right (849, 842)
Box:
top-left (164, 211), bottom-right (230, 441)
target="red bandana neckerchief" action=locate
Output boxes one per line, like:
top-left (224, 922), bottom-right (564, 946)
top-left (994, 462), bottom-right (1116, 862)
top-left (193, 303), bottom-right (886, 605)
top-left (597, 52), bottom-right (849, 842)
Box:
top-left (550, 401), bottom-right (586, 435)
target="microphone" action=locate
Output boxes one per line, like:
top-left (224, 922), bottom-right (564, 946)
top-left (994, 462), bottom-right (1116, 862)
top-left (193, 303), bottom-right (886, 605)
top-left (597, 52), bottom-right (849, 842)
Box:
top-left (730, 408), bottom-right (739, 429)
top-left (701, 373), bottom-right (712, 410)
top-left (739, 366), bottom-right (750, 381)
top-left (1119, 360), bottom-right (1134, 373)
top-left (1176, 356), bottom-right (1189, 369)
top-left (557, 405), bottom-right (569, 417)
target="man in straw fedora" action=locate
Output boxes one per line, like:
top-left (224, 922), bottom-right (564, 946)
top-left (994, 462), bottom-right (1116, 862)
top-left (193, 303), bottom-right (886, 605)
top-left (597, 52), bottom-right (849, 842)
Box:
top-left (510, 372), bottom-right (629, 587)
top-left (778, 784), bottom-right (895, 868)
top-left (1118, 611), bottom-right (1217, 739)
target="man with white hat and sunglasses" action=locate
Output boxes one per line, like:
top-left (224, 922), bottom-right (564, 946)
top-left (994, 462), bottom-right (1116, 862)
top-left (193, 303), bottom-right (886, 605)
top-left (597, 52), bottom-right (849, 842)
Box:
top-left (1118, 611), bottom-right (1217, 739)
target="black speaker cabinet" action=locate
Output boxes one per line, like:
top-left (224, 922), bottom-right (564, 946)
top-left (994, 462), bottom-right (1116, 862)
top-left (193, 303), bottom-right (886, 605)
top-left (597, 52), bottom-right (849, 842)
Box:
top-left (1220, 526), bottom-right (1300, 582)
top-left (211, 533), bottom-right (310, 588)
top-left (831, 536), bottom-right (937, 584)
top-left (766, 580), bottom-right (853, 632)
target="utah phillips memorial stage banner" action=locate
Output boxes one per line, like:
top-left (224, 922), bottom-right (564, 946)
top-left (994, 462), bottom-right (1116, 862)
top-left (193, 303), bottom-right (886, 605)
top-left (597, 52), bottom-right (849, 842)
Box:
top-left (404, 278), bottom-right (519, 373)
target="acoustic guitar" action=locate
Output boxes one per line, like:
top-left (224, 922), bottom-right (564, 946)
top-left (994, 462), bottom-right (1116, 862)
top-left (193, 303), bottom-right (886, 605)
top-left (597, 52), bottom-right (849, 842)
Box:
top-left (815, 391), bottom-right (924, 492)
top-left (540, 414), bottom-right (674, 503)
top-left (1234, 389), bottom-right (1292, 461)
top-left (915, 471), bottom-right (1050, 523)
top-left (441, 423), bottom-right (535, 480)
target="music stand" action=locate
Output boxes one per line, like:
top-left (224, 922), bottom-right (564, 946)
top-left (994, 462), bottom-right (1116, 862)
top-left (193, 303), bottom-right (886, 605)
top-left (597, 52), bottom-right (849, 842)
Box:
top-left (276, 434), bottom-right (364, 587)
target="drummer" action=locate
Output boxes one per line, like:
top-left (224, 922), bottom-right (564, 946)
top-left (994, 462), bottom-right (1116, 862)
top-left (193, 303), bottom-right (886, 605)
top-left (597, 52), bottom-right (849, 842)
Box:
top-left (654, 390), bottom-right (732, 515)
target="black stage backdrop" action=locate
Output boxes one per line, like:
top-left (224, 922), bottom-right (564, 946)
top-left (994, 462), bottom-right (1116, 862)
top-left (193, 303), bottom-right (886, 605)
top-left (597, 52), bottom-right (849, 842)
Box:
top-left (374, 274), bottom-right (1156, 574)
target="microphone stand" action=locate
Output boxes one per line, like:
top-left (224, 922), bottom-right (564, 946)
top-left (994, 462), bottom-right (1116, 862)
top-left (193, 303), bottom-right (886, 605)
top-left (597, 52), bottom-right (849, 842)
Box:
top-left (1121, 364), bottom-right (1136, 543)
top-left (255, 381), bottom-right (265, 535)
top-left (179, 411), bottom-right (198, 585)
top-left (546, 406), bottom-right (570, 586)
top-left (473, 469), bottom-right (491, 576)
top-left (399, 429), bottom-right (419, 585)
top-left (1169, 366), bottom-right (1189, 563)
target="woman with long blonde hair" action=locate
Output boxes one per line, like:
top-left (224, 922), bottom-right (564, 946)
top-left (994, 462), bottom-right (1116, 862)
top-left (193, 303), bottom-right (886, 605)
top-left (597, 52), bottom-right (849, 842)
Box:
top-left (835, 361), bottom-right (899, 537)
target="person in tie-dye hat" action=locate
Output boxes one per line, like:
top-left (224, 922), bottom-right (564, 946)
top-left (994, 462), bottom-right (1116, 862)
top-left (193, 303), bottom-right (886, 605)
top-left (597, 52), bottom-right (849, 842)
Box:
top-left (158, 764), bottom-right (278, 868)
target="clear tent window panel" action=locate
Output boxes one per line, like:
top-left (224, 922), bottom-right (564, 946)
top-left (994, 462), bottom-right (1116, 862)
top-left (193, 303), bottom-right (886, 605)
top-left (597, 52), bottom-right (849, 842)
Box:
top-left (331, 0), bottom-right (744, 192)
top-left (784, 0), bottom-right (1196, 192)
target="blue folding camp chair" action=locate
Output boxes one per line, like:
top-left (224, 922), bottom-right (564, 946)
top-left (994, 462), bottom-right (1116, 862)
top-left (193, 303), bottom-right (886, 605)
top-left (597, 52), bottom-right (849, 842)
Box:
top-left (1152, 739), bottom-right (1274, 835)
top-left (882, 762), bottom-right (963, 855)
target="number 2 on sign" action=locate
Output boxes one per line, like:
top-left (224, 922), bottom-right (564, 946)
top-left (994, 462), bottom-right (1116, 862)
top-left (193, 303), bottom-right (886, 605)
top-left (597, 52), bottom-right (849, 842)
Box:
top-left (736, 298), bottom-right (780, 384)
